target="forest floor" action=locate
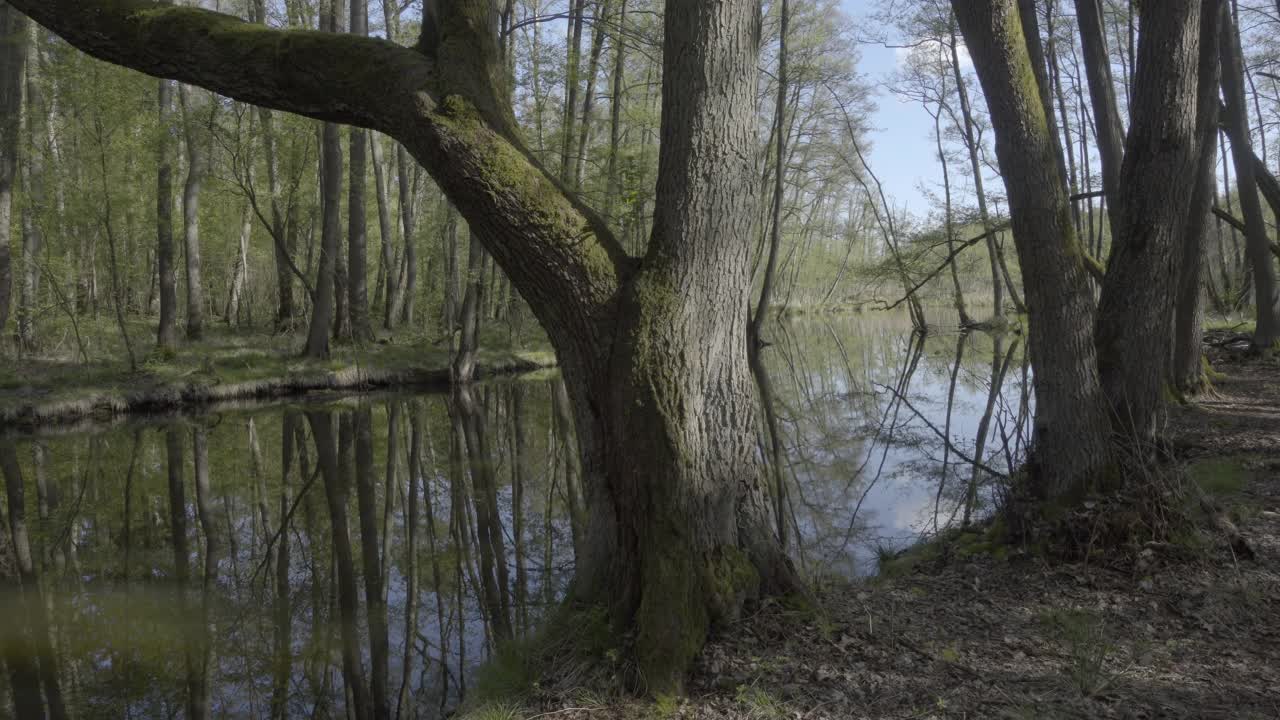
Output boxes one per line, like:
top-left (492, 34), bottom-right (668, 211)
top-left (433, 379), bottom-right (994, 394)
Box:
top-left (0, 321), bottom-right (553, 430)
top-left (511, 335), bottom-right (1280, 719)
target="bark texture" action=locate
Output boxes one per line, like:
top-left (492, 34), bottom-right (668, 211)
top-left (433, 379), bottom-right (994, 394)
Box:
top-left (1073, 0), bottom-right (1125, 240)
top-left (952, 0), bottom-right (1113, 499)
top-left (1095, 0), bottom-right (1207, 442)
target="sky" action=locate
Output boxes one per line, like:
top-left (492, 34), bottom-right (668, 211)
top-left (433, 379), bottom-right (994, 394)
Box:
top-left (840, 0), bottom-right (947, 218)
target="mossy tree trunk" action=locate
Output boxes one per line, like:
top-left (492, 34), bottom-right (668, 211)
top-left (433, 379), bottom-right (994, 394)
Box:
top-left (952, 0), bottom-right (1113, 499)
top-left (10, 0), bottom-right (798, 691)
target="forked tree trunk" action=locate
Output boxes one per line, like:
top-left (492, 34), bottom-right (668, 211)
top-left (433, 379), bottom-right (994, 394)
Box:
top-left (1095, 0), bottom-right (1210, 442)
top-left (952, 0), bottom-right (1113, 498)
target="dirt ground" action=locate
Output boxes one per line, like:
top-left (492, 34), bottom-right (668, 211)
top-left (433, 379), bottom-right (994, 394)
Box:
top-left (516, 337), bottom-right (1280, 719)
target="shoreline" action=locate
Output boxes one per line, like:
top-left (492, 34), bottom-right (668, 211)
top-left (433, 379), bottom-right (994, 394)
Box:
top-left (0, 352), bottom-right (556, 434)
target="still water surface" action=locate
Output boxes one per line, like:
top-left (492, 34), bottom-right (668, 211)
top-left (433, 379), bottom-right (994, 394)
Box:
top-left (0, 311), bottom-right (1030, 717)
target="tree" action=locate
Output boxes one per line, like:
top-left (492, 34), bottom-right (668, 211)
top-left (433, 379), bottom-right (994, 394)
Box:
top-left (1074, 0), bottom-right (1125, 241)
top-left (178, 82), bottom-right (207, 341)
top-left (156, 78), bottom-right (178, 351)
top-left (1094, 0), bottom-right (1214, 442)
top-left (951, 0), bottom-right (1112, 498)
top-left (1219, 2), bottom-right (1280, 349)
top-left (9, 0), bottom-right (798, 688)
top-left (348, 0), bottom-right (373, 342)
top-left (0, 1), bottom-right (26, 345)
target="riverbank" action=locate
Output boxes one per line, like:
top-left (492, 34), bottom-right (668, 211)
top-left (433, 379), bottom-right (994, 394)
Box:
top-left (486, 337), bottom-right (1280, 719)
top-left (0, 326), bottom-right (554, 430)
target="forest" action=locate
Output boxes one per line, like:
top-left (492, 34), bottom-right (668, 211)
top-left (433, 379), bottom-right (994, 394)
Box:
top-left (0, 0), bottom-right (1278, 718)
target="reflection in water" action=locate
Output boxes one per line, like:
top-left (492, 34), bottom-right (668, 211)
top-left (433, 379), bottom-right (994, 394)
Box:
top-left (0, 312), bottom-right (1030, 716)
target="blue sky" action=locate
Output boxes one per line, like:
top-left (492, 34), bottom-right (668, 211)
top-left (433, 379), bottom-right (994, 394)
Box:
top-left (841, 0), bottom-right (945, 217)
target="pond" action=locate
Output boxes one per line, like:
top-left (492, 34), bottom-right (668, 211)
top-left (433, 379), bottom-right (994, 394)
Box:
top-left (0, 310), bottom-right (1031, 718)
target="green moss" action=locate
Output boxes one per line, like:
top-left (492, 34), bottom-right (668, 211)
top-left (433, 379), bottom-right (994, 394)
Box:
top-left (651, 693), bottom-right (681, 719)
top-left (1187, 458), bottom-right (1251, 496)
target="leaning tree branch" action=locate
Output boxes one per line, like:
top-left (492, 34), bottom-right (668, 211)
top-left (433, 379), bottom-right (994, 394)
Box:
top-left (11, 0), bottom-right (629, 353)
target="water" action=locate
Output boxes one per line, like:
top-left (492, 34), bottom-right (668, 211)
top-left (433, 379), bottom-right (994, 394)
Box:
top-left (0, 311), bottom-right (1030, 717)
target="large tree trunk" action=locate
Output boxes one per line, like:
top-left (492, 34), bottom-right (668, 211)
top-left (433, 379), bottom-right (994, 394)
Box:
top-left (12, 0), bottom-right (798, 691)
top-left (1220, 3), bottom-right (1280, 349)
top-left (1095, 0), bottom-right (1210, 443)
top-left (156, 78), bottom-right (178, 351)
top-left (0, 2), bottom-right (25, 345)
top-left (952, 0), bottom-right (1113, 498)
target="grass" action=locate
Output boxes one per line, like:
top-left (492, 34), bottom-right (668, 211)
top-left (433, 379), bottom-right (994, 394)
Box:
top-left (1186, 458), bottom-right (1252, 497)
top-left (0, 316), bottom-right (555, 425)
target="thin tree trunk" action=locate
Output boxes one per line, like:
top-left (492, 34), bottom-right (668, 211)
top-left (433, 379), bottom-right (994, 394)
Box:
top-left (347, 0), bottom-right (373, 342)
top-left (17, 22), bottom-right (42, 352)
top-left (751, 0), bottom-right (789, 345)
top-left (603, 0), bottom-right (628, 224)
top-left (573, 0), bottom-right (608, 191)
top-left (0, 3), bottom-right (24, 346)
top-left (352, 407), bottom-right (390, 718)
top-left (157, 79), bottom-right (178, 350)
top-left (560, 0), bottom-right (587, 184)
top-left (178, 83), bottom-right (206, 341)
top-left (371, 133), bottom-right (397, 329)
top-left (950, 16), bottom-right (1005, 320)
top-left (1074, 0), bottom-right (1125, 241)
top-left (1220, 3), bottom-right (1280, 348)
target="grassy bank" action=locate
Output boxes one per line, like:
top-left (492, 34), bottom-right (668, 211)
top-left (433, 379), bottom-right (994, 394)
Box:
top-left (0, 320), bottom-right (555, 429)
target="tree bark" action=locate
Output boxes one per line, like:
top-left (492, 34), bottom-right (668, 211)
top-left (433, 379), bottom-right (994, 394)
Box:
top-left (1074, 0), bottom-right (1126, 241)
top-left (0, 2), bottom-right (25, 345)
top-left (1095, 0), bottom-right (1210, 442)
top-left (17, 21), bottom-right (42, 352)
top-left (347, 0), bottom-right (373, 342)
top-left (156, 78), bottom-right (178, 351)
top-left (178, 83), bottom-right (206, 341)
top-left (952, 0), bottom-right (1113, 498)
top-left (1219, 3), bottom-right (1280, 348)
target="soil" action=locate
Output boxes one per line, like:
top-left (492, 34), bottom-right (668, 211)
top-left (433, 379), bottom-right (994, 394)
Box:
top-left (513, 336), bottom-right (1280, 719)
